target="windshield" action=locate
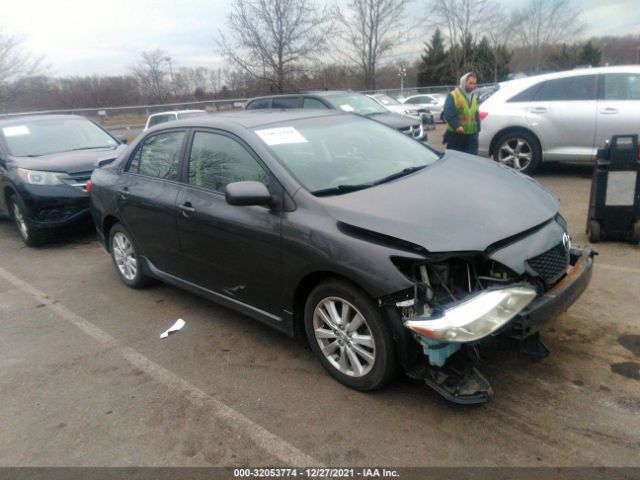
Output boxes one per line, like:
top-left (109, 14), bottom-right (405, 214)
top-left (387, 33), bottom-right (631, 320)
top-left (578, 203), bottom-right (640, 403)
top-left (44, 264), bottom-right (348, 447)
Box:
top-left (2, 117), bottom-right (118, 157)
top-left (254, 115), bottom-right (440, 194)
top-left (323, 93), bottom-right (388, 116)
top-left (374, 94), bottom-right (400, 106)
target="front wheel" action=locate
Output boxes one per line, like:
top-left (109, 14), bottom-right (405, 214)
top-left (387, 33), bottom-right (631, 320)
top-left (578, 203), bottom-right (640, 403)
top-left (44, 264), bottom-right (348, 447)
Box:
top-left (304, 279), bottom-right (397, 391)
top-left (9, 194), bottom-right (44, 247)
top-left (493, 131), bottom-right (541, 174)
top-left (109, 223), bottom-right (150, 288)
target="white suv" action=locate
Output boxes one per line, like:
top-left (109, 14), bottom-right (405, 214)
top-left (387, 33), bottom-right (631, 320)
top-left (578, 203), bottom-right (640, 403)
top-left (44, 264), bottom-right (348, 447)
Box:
top-left (478, 65), bottom-right (640, 173)
top-left (144, 109), bottom-right (208, 130)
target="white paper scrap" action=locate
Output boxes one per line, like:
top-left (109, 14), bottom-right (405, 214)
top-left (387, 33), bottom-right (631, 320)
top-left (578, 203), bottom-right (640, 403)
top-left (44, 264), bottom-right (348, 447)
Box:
top-left (160, 318), bottom-right (185, 339)
top-left (3, 126), bottom-right (30, 137)
top-left (255, 127), bottom-right (308, 146)
top-left (339, 104), bottom-right (355, 112)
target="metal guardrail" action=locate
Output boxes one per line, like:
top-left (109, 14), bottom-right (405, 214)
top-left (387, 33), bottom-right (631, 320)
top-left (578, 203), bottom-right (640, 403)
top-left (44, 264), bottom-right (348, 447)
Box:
top-left (0, 84), bottom-right (494, 127)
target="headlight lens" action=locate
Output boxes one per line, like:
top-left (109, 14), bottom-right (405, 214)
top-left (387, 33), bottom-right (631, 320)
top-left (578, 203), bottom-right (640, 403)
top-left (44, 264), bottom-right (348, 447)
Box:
top-left (404, 285), bottom-right (537, 342)
top-left (17, 168), bottom-right (64, 185)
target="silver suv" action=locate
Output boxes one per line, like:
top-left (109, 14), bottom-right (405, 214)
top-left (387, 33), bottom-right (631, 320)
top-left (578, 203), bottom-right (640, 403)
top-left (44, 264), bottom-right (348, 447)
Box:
top-left (478, 66), bottom-right (640, 173)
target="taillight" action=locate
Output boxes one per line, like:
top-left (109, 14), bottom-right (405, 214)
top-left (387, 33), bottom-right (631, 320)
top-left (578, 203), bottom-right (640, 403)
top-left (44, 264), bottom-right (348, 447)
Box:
top-left (479, 111), bottom-right (488, 120)
top-left (86, 180), bottom-right (92, 193)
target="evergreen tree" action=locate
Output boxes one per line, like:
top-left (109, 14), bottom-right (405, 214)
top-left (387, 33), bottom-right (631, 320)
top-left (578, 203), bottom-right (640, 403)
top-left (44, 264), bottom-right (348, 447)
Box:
top-left (417, 29), bottom-right (449, 87)
top-left (578, 40), bottom-right (602, 67)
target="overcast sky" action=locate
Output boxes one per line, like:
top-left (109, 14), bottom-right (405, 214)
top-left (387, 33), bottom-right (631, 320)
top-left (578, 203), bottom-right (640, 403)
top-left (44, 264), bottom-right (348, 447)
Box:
top-left (0, 0), bottom-right (638, 77)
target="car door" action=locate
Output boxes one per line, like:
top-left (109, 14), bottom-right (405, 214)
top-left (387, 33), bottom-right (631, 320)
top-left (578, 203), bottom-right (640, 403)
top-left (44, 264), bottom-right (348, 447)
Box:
top-left (595, 72), bottom-right (640, 147)
top-left (116, 129), bottom-right (187, 276)
top-left (175, 129), bottom-right (283, 316)
top-left (525, 74), bottom-right (598, 162)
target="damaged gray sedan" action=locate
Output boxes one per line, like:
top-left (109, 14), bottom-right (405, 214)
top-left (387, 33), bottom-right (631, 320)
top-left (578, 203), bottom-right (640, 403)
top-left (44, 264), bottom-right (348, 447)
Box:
top-left (89, 110), bottom-right (594, 404)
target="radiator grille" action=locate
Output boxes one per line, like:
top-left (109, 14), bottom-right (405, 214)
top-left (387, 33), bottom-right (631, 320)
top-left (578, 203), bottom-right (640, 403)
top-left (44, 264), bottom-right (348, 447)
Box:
top-left (527, 243), bottom-right (569, 286)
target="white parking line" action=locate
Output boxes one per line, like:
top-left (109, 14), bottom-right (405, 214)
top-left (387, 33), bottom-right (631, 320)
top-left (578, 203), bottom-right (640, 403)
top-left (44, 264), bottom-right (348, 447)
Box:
top-left (0, 265), bottom-right (319, 467)
top-left (598, 263), bottom-right (640, 275)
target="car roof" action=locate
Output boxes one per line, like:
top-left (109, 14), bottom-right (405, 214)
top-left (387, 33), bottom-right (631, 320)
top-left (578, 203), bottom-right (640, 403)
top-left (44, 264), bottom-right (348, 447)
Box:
top-left (247, 90), bottom-right (358, 101)
top-left (155, 109), bottom-right (344, 130)
top-left (0, 114), bottom-right (85, 127)
top-left (489, 65), bottom-right (640, 101)
top-left (148, 109), bottom-right (207, 117)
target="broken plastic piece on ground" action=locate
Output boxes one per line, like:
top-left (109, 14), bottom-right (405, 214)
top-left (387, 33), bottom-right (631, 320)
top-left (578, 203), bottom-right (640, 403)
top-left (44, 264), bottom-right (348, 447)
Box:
top-left (160, 318), bottom-right (185, 339)
top-left (518, 332), bottom-right (550, 358)
top-left (423, 364), bottom-right (493, 405)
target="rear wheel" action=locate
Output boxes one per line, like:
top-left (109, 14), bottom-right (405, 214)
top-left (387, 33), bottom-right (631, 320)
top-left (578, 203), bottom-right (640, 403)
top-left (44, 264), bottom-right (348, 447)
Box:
top-left (109, 223), bottom-right (150, 288)
top-left (9, 194), bottom-right (44, 247)
top-left (304, 279), bottom-right (397, 391)
top-left (493, 131), bottom-right (541, 174)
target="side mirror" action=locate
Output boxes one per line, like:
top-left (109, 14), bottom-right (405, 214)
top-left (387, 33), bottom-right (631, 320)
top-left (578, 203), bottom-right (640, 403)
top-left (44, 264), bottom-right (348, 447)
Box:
top-left (225, 181), bottom-right (273, 207)
top-left (116, 135), bottom-right (128, 144)
top-left (96, 157), bottom-right (116, 168)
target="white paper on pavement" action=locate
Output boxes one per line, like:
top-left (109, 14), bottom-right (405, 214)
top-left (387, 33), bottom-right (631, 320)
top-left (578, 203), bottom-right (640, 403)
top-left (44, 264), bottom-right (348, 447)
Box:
top-left (160, 318), bottom-right (185, 339)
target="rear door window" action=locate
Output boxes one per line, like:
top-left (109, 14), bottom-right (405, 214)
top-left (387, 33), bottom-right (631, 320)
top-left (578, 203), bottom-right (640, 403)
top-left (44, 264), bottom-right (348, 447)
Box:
top-left (272, 97), bottom-right (301, 109)
top-left (148, 114), bottom-right (174, 128)
top-left (246, 98), bottom-right (271, 109)
top-left (603, 74), bottom-right (640, 100)
top-left (303, 98), bottom-right (329, 109)
top-left (127, 131), bottom-right (185, 181)
top-left (537, 75), bottom-right (597, 101)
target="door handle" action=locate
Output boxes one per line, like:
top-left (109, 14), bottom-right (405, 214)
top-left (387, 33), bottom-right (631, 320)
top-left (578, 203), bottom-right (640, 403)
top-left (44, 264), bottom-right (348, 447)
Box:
top-left (177, 202), bottom-right (196, 216)
top-left (119, 186), bottom-right (129, 200)
top-left (529, 107), bottom-right (547, 114)
top-left (599, 108), bottom-right (618, 114)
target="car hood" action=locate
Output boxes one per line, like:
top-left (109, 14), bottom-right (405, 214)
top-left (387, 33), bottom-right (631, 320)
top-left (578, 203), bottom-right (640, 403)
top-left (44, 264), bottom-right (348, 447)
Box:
top-left (366, 112), bottom-right (421, 129)
top-left (320, 153), bottom-right (559, 253)
top-left (10, 145), bottom-right (126, 174)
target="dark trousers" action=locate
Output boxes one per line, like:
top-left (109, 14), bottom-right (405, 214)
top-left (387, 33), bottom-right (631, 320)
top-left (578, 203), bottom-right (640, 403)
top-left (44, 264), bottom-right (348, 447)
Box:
top-left (444, 131), bottom-right (479, 155)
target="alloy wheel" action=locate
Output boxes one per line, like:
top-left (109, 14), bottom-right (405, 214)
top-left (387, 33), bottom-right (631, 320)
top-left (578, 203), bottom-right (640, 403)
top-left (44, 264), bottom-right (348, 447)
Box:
top-left (12, 201), bottom-right (29, 241)
top-left (497, 137), bottom-right (533, 171)
top-left (312, 297), bottom-right (376, 377)
top-left (112, 232), bottom-right (138, 281)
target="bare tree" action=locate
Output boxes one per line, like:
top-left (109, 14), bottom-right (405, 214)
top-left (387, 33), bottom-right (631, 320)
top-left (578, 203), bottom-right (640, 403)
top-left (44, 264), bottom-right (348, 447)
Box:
top-left (333, 0), bottom-right (413, 90)
top-left (217, 0), bottom-right (331, 93)
top-left (0, 30), bottom-right (43, 82)
top-left (131, 49), bottom-right (172, 102)
top-left (512, 0), bottom-right (585, 72)
top-left (427, 0), bottom-right (498, 79)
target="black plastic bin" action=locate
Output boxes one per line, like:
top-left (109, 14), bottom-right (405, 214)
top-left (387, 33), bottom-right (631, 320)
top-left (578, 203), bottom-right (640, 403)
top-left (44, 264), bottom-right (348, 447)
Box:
top-left (586, 134), bottom-right (640, 243)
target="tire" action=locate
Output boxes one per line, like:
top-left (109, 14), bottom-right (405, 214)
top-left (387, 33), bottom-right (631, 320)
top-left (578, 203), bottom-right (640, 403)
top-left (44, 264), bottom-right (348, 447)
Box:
top-left (9, 194), bottom-right (44, 247)
top-left (588, 220), bottom-right (601, 243)
top-left (109, 223), bottom-right (150, 288)
top-left (493, 130), bottom-right (541, 174)
top-left (304, 279), bottom-right (397, 391)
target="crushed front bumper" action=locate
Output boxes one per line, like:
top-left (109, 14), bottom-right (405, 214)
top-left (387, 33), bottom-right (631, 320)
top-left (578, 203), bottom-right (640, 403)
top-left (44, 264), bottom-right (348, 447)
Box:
top-left (402, 246), bottom-right (595, 344)
top-left (509, 245), bottom-right (595, 339)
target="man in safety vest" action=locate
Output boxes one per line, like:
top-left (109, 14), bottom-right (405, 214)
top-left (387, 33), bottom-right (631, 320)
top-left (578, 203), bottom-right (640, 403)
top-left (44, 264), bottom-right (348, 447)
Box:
top-left (443, 71), bottom-right (481, 155)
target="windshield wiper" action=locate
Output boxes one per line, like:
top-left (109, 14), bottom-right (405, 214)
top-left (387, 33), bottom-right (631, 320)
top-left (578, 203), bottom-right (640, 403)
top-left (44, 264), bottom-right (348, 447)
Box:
top-left (372, 166), bottom-right (427, 186)
top-left (61, 146), bottom-right (116, 153)
top-left (312, 183), bottom-right (374, 196)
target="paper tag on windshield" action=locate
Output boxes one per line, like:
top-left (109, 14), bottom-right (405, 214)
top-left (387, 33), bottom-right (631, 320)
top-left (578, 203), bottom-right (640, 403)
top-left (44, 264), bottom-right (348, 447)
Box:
top-left (255, 127), bottom-right (307, 146)
top-left (3, 126), bottom-right (30, 137)
top-left (339, 104), bottom-right (355, 112)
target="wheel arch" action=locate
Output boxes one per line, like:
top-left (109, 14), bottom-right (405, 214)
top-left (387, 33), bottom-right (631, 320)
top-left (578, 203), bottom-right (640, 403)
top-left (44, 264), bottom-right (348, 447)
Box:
top-left (489, 126), bottom-right (543, 160)
top-left (102, 215), bottom-right (121, 252)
